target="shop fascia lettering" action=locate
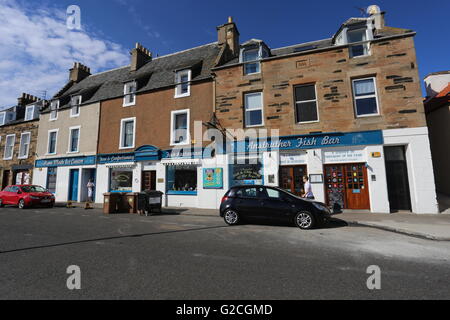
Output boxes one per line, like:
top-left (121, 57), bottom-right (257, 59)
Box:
top-left (245, 135), bottom-right (341, 152)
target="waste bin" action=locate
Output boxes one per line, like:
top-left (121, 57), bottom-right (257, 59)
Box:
top-left (125, 193), bottom-right (138, 214)
top-left (103, 193), bottom-right (119, 214)
top-left (138, 190), bottom-right (163, 216)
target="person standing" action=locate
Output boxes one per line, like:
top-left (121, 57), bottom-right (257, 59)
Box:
top-left (302, 176), bottom-right (315, 200)
top-left (87, 179), bottom-right (95, 202)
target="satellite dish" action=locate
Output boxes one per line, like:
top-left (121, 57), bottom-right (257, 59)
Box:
top-left (367, 5), bottom-right (381, 15)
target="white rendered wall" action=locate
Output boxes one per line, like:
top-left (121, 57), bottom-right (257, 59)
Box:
top-left (32, 168), bottom-right (47, 189)
top-left (95, 165), bottom-right (109, 204)
top-left (383, 127), bottom-right (439, 214)
top-left (197, 154), bottom-right (229, 209)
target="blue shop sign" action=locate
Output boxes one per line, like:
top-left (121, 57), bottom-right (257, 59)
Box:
top-left (97, 153), bottom-right (135, 164)
top-left (227, 130), bottom-right (383, 153)
top-left (135, 145), bottom-right (161, 161)
top-left (35, 156), bottom-right (96, 168)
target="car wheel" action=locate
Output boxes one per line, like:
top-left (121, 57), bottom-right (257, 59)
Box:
top-left (224, 209), bottom-right (240, 226)
top-left (294, 211), bottom-right (315, 230)
top-left (18, 199), bottom-right (26, 209)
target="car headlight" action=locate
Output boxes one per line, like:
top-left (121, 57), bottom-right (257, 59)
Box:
top-left (312, 203), bottom-right (330, 213)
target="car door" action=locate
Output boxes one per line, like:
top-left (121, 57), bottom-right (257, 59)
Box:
top-left (8, 186), bottom-right (20, 204)
top-left (0, 187), bottom-right (10, 204)
top-left (234, 187), bottom-right (265, 220)
top-left (260, 187), bottom-right (297, 222)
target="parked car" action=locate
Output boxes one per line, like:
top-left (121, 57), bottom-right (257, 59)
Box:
top-left (0, 185), bottom-right (55, 209)
top-left (220, 185), bottom-right (337, 230)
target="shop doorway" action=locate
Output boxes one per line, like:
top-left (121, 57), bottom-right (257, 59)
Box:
top-left (324, 163), bottom-right (370, 210)
top-left (279, 165), bottom-right (307, 196)
top-left (2, 170), bottom-right (11, 189)
top-left (14, 170), bottom-right (31, 185)
top-left (68, 169), bottom-right (79, 202)
top-left (47, 167), bottom-right (57, 194)
top-left (80, 169), bottom-right (96, 202)
top-left (142, 171), bottom-right (156, 191)
top-left (384, 146), bottom-right (411, 212)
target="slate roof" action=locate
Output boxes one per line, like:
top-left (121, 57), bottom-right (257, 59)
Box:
top-left (44, 42), bottom-right (221, 112)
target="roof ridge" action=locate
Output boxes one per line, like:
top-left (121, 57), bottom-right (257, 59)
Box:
top-left (272, 38), bottom-right (332, 51)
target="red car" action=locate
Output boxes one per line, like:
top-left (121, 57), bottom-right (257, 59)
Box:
top-left (0, 185), bottom-right (55, 209)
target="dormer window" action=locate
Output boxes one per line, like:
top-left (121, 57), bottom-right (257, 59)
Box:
top-left (123, 81), bottom-right (137, 107)
top-left (49, 100), bottom-right (59, 121)
top-left (70, 95), bottom-right (82, 117)
top-left (24, 105), bottom-right (35, 121)
top-left (348, 29), bottom-right (369, 58)
top-left (0, 112), bottom-right (5, 125)
top-left (175, 70), bottom-right (191, 98)
top-left (242, 49), bottom-right (260, 75)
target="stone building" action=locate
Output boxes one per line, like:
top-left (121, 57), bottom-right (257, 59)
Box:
top-left (211, 8), bottom-right (438, 213)
top-left (0, 93), bottom-right (42, 189)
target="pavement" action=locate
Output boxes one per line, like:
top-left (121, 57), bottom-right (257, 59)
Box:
top-left (163, 207), bottom-right (450, 241)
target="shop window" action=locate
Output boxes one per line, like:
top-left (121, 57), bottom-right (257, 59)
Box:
top-left (3, 134), bottom-right (15, 160)
top-left (166, 164), bottom-right (197, 194)
top-left (123, 81), bottom-right (137, 107)
top-left (18, 132), bottom-right (31, 159)
top-left (352, 78), bottom-right (379, 117)
top-left (170, 110), bottom-right (190, 145)
top-left (230, 158), bottom-right (263, 186)
top-left (47, 167), bottom-right (57, 194)
top-left (294, 84), bottom-right (318, 123)
top-left (174, 69), bottom-right (191, 98)
top-left (244, 92), bottom-right (263, 127)
top-left (110, 168), bottom-right (133, 192)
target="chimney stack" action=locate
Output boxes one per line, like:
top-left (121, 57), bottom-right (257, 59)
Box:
top-left (217, 17), bottom-right (240, 58)
top-left (367, 5), bottom-right (385, 30)
top-left (69, 62), bottom-right (91, 83)
top-left (130, 42), bottom-right (152, 72)
top-left (17, 93), bottom-right (39, 107)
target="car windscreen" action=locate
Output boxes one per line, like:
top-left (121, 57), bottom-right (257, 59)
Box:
top-left (21, 186), bottom-right (46, 193)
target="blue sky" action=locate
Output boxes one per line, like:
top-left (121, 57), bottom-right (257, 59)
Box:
top-left (0, 0), bottom-right (448, 107)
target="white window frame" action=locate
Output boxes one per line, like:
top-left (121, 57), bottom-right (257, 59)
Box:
top-left (18, 132), bottom-right (31, 159)
top-left (0, 112), bottom-right (6, 125)
top-left (47, 129), bottom-right (59, 155)
top-left (170, 109), bottom-right (190, 146)
top-left (67, 126), bottom-right (81, 154)
top-left (70, 95), bottom-right (82, 117)
top-left (244, 92), bottom-right (264, 128)
top-left (242, 48), bottom-right (261, 75)
top-left (123, 81), bottom-right (137, 107)
top-left (119, 117), bottom-right (136, 149)
top-left (49, 100), bottom-right (59, 121)
top-left (352, 77), bottom-right (380, 118)
top-left (3, 134), bottom-right (15, 160)
top-left (174, 69), bottom-right (191, 98)
top-left (24, 105), bottom-right (35, 121)
top-left (294, 84), bottom-right (320, 124)
top-left (347, 29), bottom-right (371, 58)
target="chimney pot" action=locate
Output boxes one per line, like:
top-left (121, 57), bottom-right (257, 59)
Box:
top-left (130, 42), bottom-right (152, 71)
top-left (69, 62), bottom-right (91, 83)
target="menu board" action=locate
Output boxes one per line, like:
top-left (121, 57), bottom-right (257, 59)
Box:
top-left (203, 168), bottom-right (224, 189)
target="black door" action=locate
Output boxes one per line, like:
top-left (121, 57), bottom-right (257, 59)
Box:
top-left (384, 146), bottom-right (411, 212)
top-left (260, 187), bottom-right (295, 221)
top-left (234, 186), bottom-right (265, 220)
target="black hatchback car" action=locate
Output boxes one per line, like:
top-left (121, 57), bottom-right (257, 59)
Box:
top-left (220, 185), bottom-right (335, 229)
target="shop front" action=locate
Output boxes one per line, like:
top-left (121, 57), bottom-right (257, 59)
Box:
top-left (33, 155), bottom-right (97, 203)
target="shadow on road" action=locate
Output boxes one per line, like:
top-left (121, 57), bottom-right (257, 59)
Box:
top-left (0, 225), bottom-right (228, 255)
top-left (238, 217), bottom-right (349, 229)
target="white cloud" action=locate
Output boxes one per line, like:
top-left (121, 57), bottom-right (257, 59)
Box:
top-left (0, 0), bottom-right (129, 108)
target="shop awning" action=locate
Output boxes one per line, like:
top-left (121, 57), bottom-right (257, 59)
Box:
top-left (161, 158), bottom-right (201, 166)
top-left (105, 163), bottom-right (136, 169)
